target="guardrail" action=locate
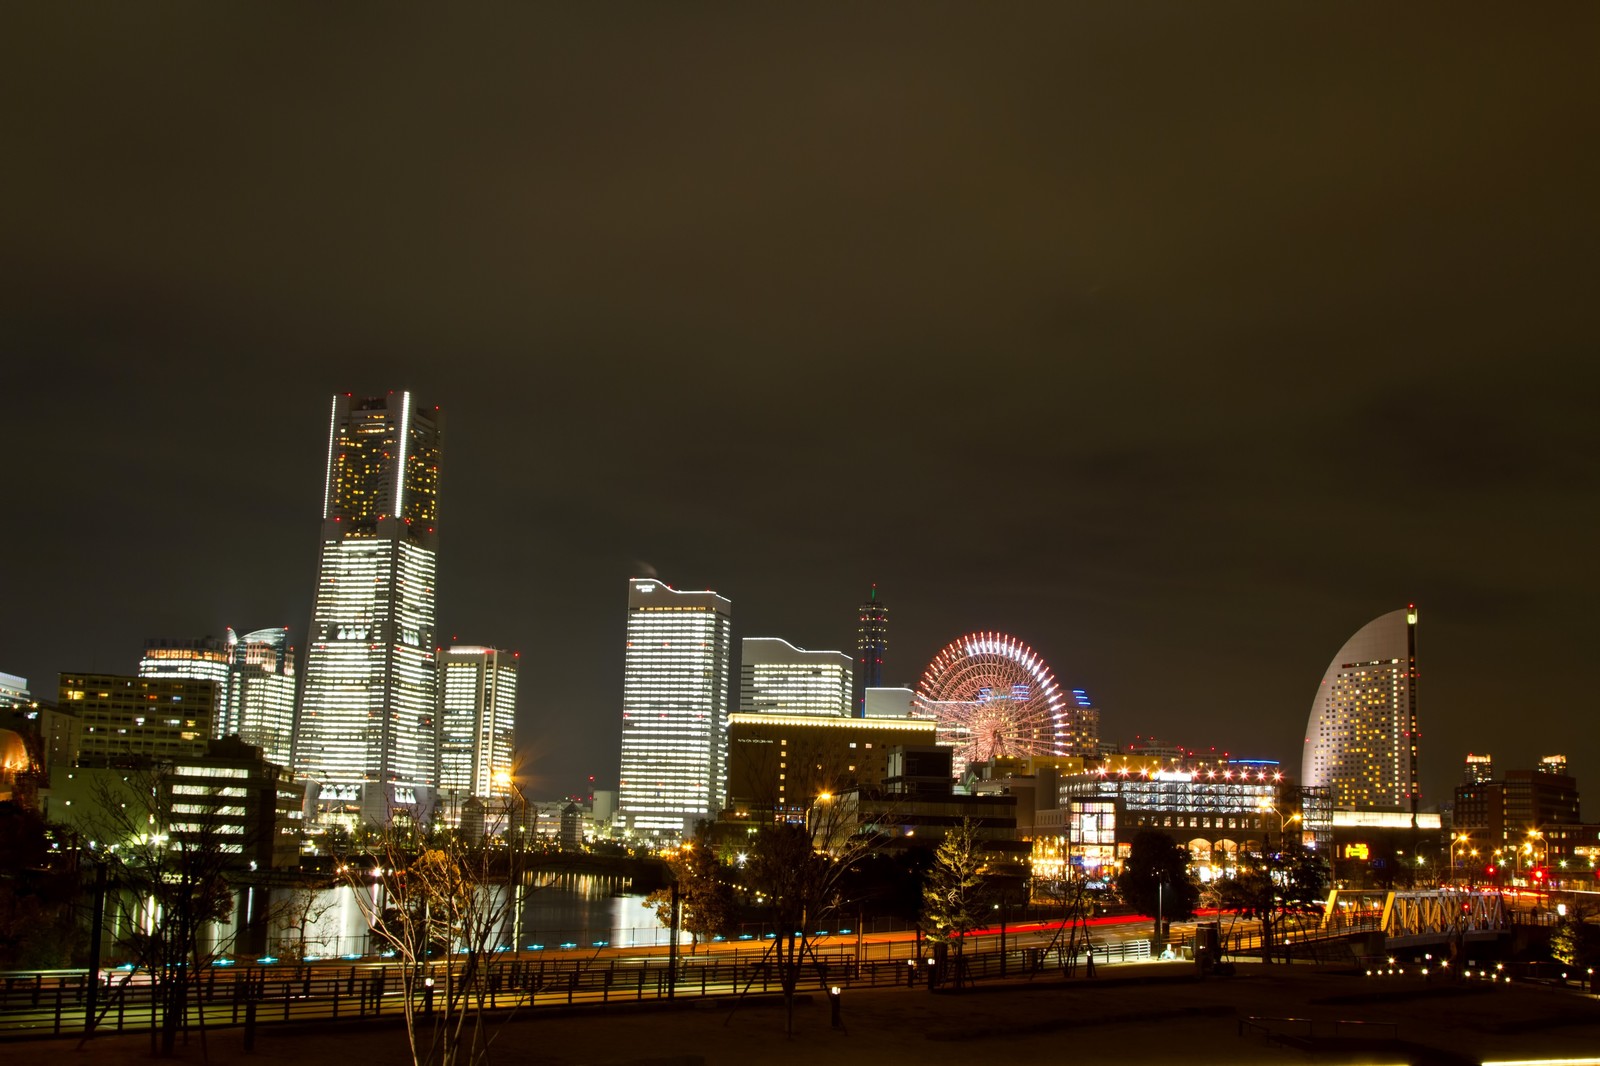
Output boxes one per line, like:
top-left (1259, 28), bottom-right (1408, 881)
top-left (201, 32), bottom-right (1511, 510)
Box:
top-left (0, 935), bottom-right (1169, 1038)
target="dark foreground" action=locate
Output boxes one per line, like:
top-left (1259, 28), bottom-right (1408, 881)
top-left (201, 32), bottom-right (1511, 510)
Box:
top-left (6, 962), bottom-right (1600, 1066)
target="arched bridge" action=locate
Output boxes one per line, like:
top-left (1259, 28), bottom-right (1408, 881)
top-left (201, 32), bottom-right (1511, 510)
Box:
top-left (1320, 888), bottom-right (1505, 950)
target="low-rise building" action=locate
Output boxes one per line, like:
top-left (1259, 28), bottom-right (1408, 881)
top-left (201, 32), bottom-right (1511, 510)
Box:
top-left (726, 711), bottom-right (937, 821)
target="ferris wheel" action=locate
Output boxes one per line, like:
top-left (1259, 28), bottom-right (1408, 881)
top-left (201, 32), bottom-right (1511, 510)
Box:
top-left (913, 631), bottom-right (1069, 775)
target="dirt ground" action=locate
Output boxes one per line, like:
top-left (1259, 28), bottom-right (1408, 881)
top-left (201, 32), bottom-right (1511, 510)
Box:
top-left (6, 962), bottom-right (1600, 1066)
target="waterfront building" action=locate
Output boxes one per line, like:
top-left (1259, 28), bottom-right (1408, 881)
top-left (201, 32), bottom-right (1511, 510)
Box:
top-left (852, 586), bottom-right (888, 717)
top-left (1301, 606), bottom-right (1420, 813)
top-left (61, 672), bottom-right (215, 762)
top-left (437, 644), bottom-right (518, 814)
top-left (618, 578), bottom-right (731, 836)
top-left (739, 637), bottom-right (852, 717)
top-left (225, 627), bottom-right (296, 765)
top-left (725, 710), bottom-right (937, 820)
top-left (294, 391), bottom-right (442, 825)
top-left (47, 735), bottom-right (304, 870)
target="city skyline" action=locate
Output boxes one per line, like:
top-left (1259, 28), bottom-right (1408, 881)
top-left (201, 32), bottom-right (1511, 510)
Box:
top-left (3, 7), bottom-right (1596, 807)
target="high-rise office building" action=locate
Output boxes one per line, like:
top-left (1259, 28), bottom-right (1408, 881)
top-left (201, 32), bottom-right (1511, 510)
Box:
top-left (1464, 752), bottom-right (1494, 785)
top-left (739, 638), bottom-right (852, 717)
top-left (618, 578), bottom-right (731, 836)
top-left (852, 586), bottom-right (888, 717)
top-left (139, 637), bottom-right (231, 721)
top-left (225, 627), bottom-right (297, 766)
top-left (294, 392), bottom-right (442, 823)
top-left (61, 673), bottom-right (215, 762)
top-left (1301, 606), bottom-right (1420, 812)
top-left (437, 645), bottom-right (518, 818)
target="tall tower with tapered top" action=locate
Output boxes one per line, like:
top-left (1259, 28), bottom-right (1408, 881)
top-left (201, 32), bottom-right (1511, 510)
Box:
top-left (852, 585), bottom-right (888, 718)
top-left (294, 391), bottom-right (442, 824)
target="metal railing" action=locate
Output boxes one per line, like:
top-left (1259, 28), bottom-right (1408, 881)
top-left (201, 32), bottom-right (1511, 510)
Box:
top-left (0, 936), bottom-right (1173, 1039)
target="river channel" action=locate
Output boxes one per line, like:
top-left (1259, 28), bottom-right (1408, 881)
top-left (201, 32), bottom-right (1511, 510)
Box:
top-left (233, 872), bottom-right (676, 959)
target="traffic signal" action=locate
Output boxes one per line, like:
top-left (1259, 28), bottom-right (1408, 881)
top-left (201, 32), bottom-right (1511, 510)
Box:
top-left (1486, 865), bottom-right (1497, 877)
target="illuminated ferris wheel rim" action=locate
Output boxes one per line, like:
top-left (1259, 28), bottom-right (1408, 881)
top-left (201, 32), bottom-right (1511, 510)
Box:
top-left (915, 631), bottom-right (1066, 710)
top-left (913, 631), bottom-right (1070, 763)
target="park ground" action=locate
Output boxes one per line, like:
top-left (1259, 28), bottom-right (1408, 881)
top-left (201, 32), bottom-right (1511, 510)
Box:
top-left (5, 960), bottom-right (1600, 1066)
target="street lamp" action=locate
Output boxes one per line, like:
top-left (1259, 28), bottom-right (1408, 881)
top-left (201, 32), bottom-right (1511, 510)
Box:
top-left (1452, 833), bottom-right (1472, 885)
top-left (1254, 802), bottom-right (1302, 857)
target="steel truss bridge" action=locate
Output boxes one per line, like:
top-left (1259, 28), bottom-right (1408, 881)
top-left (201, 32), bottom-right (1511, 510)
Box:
top-left (1320, 888), bottom-right (1505, 950)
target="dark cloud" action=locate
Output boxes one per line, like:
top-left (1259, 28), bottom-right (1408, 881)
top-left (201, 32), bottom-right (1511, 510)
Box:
top-left (3, 5), bottom-right (1597, 804)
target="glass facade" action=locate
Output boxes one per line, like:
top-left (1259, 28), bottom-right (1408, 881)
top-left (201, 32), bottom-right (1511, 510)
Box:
top-left (619, 579), bottom-right (731, 835)
top-left (225, 627), bottom-right (296, 765)
top-left (295, 393), bottom-right (442, 812)
top-left (138, 637), bottom-right (231, 722)
top-left (438, 645), bottom-right (518, 809)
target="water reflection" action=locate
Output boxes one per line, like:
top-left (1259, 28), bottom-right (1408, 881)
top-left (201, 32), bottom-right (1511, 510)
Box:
top-left (253, 873), bottom-right (678, 958)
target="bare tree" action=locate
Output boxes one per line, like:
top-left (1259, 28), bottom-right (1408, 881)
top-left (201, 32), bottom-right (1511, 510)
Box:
top-left (341, 792), bottom-right (538, 1066)
top-left (272, 878), bottom-right (338, 962)
top-left (741, 792), bottom-right (887, 1037)
top-left (85, 767), bottom-right (239, 1057)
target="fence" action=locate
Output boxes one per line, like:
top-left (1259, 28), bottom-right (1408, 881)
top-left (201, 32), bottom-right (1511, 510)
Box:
top-left (0, 935), bottom-right (1162, 1039)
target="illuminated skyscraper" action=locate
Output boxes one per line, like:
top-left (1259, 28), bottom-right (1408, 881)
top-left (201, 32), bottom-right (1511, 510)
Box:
top-left (1463, 752), bottom-right (1494, 785)
top-left (852, 586), bottom-right (888, 717)
top-left (619, 578), bottom-right (731, 835)
top-left (438, 645), bottom-right (518, 816)
top-left (139, 637), bottom-right (231, 721)
top-left (225, 627), bottom-right (297, 766)
top-left (293, 392), bottom-right (442, 823)
top-left (740, 638), bottom-right (851, 717)
top-left (1301, 606), bottom-right (1420, 813)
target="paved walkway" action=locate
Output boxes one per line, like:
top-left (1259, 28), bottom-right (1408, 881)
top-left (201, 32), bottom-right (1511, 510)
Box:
top-left (6, 962), bottom-right (1600, 1065)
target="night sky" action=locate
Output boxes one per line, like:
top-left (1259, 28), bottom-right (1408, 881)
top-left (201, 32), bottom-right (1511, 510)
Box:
top-left (4, 7), bottom-right (1597, 807)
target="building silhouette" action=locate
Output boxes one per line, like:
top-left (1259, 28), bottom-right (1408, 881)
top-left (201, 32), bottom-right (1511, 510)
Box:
top-left (725, 710), bottom-right (937, 819)
top-left (618, 578), bottom-right (731, 836)
top-left (293, 391), bottom-right (442, 824)
top-left (1301, 606), bottom-right (1420, 813)
top-left (739, 637), bottom-right (852, 717)
top-left (852, 586), bottom-right (888, 717)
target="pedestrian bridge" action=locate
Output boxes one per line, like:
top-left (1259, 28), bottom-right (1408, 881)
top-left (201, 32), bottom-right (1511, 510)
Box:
top-left (1320, 888), bottom-right (1505, 950)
